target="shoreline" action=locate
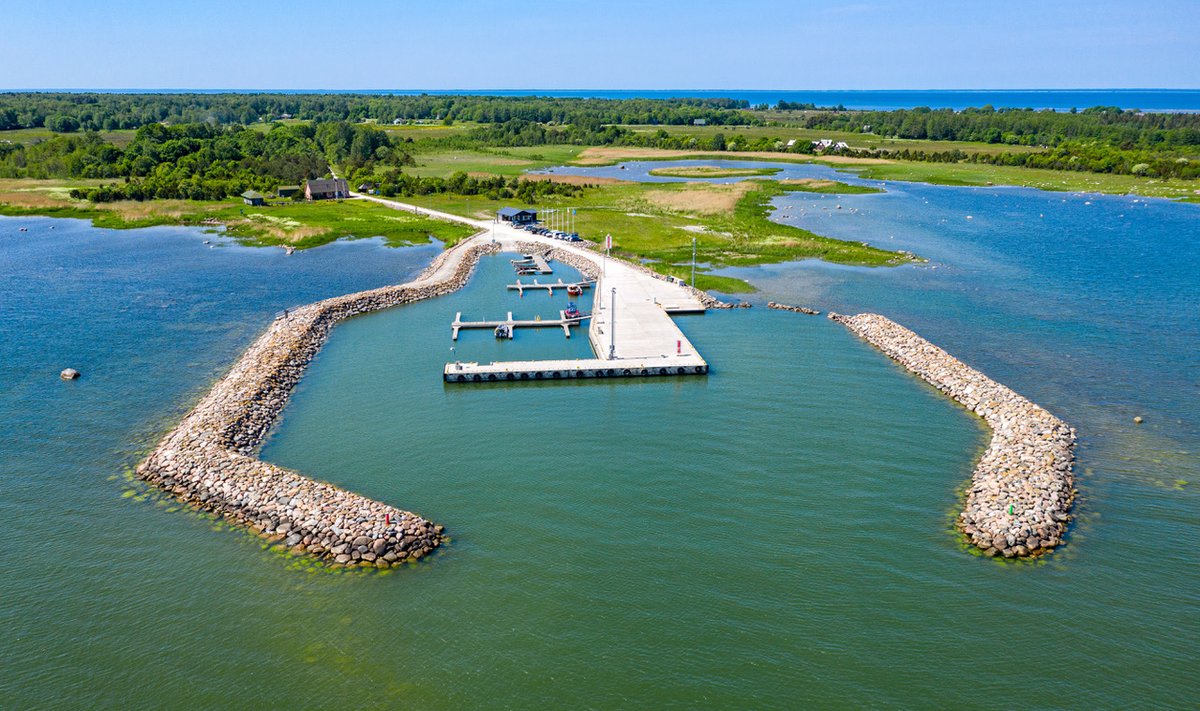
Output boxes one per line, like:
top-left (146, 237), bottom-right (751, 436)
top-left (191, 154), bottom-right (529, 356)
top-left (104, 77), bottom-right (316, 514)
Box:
top-left (136, 234), bottom-right (498, 569)
top-left (66, 193), bottom-right (1074, 563)
top-left (830, 312), bottom-right (1076, 558)
top-left (564, 148), bottom-right (1200, 202)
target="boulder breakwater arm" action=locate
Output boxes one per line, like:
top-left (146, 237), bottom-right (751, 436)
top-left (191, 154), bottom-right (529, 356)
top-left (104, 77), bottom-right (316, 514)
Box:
top-left (767, 301), bottom-right (820, 315)
top-left (829, 312), bottom-right (1076, 558)
top-left (136, 235), bottom-right (498, 569)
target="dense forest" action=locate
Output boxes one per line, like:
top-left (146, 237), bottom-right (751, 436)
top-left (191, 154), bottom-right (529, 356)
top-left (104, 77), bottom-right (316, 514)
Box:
top-left (0, 93), bottom-right (756, 131)
top-left (0, 117), bottom-right (590, 203)
top-left (0, 121), bottom-right (405, 201)
top-left (790, 105), bottom-right (1200, 149)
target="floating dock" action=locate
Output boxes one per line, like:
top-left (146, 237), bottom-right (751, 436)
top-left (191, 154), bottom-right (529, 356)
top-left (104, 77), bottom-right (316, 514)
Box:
top-left (446, 237), bottom-right (710, 383)
top-left (512, 254), bottom-right (553, 274)
top-left (451, 310), bottom-right (590, 340)
top-left (348, 194), bottom-right (714, 385)
top-left (445, 356), bottom-right (708, 382)
top-left (507, 278), bottom-right (594, 295)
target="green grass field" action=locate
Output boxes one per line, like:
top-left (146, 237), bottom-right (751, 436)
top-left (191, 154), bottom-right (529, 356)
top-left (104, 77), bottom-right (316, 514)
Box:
top-left (405, 145), bottom-right (587, 178)
top-left (395, 178), bottom-right (908, 292)
top-left (220, 199), bottom-right (478, 248)
top-left (0, 127), bottom-right (138, 147)
top-left (0, 191), bottom-right (476, 249)
top-left (379, 121), bottom-right (482, 139)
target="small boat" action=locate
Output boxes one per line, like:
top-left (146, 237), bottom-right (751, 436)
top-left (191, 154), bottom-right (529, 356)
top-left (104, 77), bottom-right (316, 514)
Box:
top-left (566, 284), bottom-right (583, 296)
top-left (494, 324), bottom-right (512, 339)
top-left (564, 302), bottom-right (582, 319)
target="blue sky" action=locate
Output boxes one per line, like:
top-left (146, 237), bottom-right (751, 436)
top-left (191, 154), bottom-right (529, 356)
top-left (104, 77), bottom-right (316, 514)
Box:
top-left (5, 0), bottom-right (1198, 90)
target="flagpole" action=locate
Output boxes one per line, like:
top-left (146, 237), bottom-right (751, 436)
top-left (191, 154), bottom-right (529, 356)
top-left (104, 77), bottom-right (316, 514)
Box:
top-left (603, 233), bottom-right (610, 278)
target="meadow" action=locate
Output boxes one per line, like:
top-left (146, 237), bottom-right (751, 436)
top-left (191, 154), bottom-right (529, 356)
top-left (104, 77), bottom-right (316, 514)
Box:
top-left (0, 184), bottom-right (475, 248)
top-left (396, 178), bottom-right (900, 292)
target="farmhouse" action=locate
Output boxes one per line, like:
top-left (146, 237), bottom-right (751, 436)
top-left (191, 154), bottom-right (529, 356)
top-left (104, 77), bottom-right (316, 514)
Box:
top-left (277, 185), bottom-right (300, 198)
top-left (811, 139), bottom-right (851, 152)
top-left (497, 207), bottom-right (538, 225)
top-left (240, 190), bottom-right (266, 206)
top-left (304, 178), bottom-right (349, 200)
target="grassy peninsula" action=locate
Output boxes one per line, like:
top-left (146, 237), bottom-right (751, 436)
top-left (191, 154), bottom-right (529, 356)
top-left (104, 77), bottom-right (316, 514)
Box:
top-left (0, 183), bottom-right (475, 248)
top-left (391, 178), bottom-right (901, 292)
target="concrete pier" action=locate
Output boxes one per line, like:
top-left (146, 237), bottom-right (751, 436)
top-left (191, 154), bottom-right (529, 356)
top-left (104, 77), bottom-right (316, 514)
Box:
top-left (350, 194), bottom-right (714, 383)
top-left (446, 238), bottom-right (709, 382)
top-left (444, 357), bottom-right (708, 382)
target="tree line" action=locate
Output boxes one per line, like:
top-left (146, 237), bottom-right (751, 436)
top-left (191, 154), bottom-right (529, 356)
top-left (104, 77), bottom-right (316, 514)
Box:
top-left (3, 94), bottom-right (1197, 191)
top-left (779, 105), bottom-right (1200, 150)
top-left (0, 93), bottom-right (757, 132)
top-left (0, 121), bottom-right (410, 201)
top-left (363, 171), bottom-right (589, 203)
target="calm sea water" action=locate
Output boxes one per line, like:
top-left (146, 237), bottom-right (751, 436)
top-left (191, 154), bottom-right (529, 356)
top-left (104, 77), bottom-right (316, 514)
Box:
top-left (2, 163), bottom-right (1198, 709)
top-left (27, 89), bottom-right (1200, 111)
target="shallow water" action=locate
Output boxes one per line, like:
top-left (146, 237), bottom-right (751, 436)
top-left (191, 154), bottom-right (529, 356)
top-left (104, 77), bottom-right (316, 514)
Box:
top-left (2, 168), bottom-right (1198, 709)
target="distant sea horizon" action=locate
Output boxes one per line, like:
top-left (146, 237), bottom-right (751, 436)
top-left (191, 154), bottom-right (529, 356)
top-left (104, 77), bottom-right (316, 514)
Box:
top-left (4, 88), bottom-right (1200, 112)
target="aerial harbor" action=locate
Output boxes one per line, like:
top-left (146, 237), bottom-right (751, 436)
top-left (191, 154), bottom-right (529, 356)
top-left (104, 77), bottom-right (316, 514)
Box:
top-left (2, 1), bottom-right (1197, 709)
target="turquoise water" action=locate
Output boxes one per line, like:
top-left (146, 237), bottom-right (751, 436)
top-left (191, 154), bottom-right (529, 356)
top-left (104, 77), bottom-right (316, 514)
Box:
top-left (2, 165), bottom-right (1199, 709)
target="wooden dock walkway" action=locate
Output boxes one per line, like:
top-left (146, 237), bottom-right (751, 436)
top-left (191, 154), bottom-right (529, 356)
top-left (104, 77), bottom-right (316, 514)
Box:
top-left (506, 278), bottom-right (595, 295)
top-left (451, 310), bottom-right (591, 340)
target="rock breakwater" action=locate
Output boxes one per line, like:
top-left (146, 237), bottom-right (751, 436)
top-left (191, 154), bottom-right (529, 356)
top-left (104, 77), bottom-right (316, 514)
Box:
top-left (830, 312), bottom-right (1076, 558)
top-left (767, 301), bottom-right (820, 315)
top-left (136, 236), bottom-right (498, 569)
